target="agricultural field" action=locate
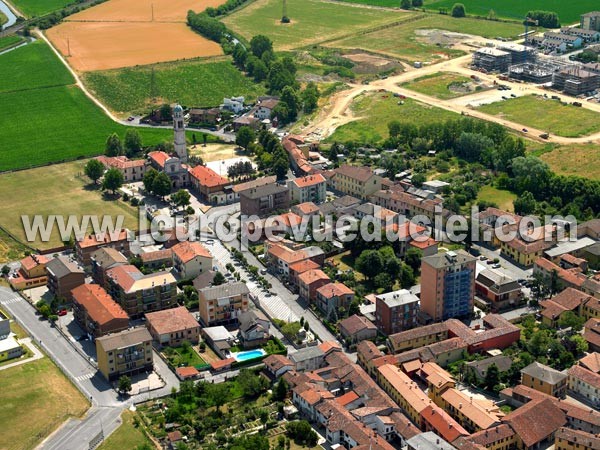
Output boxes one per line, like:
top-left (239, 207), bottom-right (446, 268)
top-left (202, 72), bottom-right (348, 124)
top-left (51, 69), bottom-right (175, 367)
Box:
top-left (47, 21), bottom-right (222, 71)
top-left (476, 95), bottom-right (600, 138)
top-left (327, 14), bottom-right (523, 63)
top-left (0, 42), bottom-right (175, 171)
top-left (0, 358), bottom-right (89, 450)
top-left (327, 91), bottom-right (457, 143)
top-left (97, 411), bottom-right (153, 450)
top-left (0, 160), bottom-right (142, 250)
top-left (82, 58), bottom-right (265, 115)
top-left (535, 143), bottom-right (600, 180)
top-left (222, 0), bottom-right (405, 50)
top-left (8, 0), bottom-right (73, 17)
top-left (401, 72), bottom-right (474, 100)
top-left (0, 35), bottom-right (24, 52)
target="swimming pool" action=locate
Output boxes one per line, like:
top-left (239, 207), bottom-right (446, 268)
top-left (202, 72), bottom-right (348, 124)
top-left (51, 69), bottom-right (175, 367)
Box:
top-left (232, 349), bottom-right (266, 362)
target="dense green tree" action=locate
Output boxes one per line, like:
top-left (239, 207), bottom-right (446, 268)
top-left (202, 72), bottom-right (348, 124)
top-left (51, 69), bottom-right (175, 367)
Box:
top-left (302, 82), bottom-right (319, 113)
top-left (250, 35), bottom-right (273, 58)
top-left (143, 168), bottom-right (158, 194)
top-left (84, 159), bottom-right (104, 185)
top-left (117, 375), bottom-right (132, 394)
top-left (105, 133), bottom-right (123, 156)
top-left (412, 0), bottom-right (423, 6)
top-left (236, 126), bottom-right (256, 150)
top-left (526, 10), bottom-right (560, 28)
top-left (411, 173), bottom-right (426, 187)
top-left (513, 191), bottom-right (536, 215)
top-left (124, 129), bottom-right (142, 156)
top-left (273, 377), bottom-right (289, 401)
top-left (451, 3), bottom-right (466, 17)
top-left (152, 172), bottom-right (172, 199)
top-left (558, 311), bottom-right (585, 331)
top-left (102, 168), bottom-right (124, 194)
top-left (405, 247), bottom-right (423, 272)
top-left (212, 271), bottom-right (225, 285)
top-left (237, 369), bottom-right (269, 398)
top-left (484, 363), bottom-right (500, 391)
top-left (400, 0), bottom-right (411, 9)
top-left (356, 250), bottom-right (384, 280)
top-left (400, 263), bottom-right (415, 288)
top-left (171, 189), bottom-right (191, 208)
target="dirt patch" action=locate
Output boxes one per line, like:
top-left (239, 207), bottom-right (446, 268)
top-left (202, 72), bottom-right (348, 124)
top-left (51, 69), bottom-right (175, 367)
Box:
top-left (47, 21), bottom-right (223, 71)
top-left (344, 51), bottom-right (401, 74)
top-left (415, 28), bottom-right (473, 46)
top-left (67, 0), bottom-right (225, 22)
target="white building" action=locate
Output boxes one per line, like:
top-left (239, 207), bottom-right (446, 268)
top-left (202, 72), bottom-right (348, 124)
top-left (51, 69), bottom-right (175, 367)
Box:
top-left (568, 365), bottom-right (600, 407)
top-left (222, 96), bottom-right (245, 114)
top-left (289, 174), bottom-right (327, 204)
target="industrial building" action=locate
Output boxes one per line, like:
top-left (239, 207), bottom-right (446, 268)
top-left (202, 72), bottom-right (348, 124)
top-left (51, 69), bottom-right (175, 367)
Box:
top-left (553, 66), bottom-right (600, 96)
top-left (472, 48), bottom-right (511, 73)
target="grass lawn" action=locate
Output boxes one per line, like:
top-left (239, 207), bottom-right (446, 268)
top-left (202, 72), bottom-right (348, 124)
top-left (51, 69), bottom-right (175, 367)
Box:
top-left (537, 143), bottom-right (600, 180)
top-left (268, 436), bottom-right (322, 450)
top-left (222, 0), bottom-right (404, 50)
top-left (0, 160), bottom-right (141, 250)
top-left (327, 91), bottom-right (457, 143)
top-left (476, 185), bottom-right (517, 212)
top-left (0, 358), bottom-right (89, 450)
top-left (327, 14), bottom-right (523, 63)
top-left (97, 411), bottom-right (153, 450)
top-left (0, 227), bottom-right (32, 263)
top-left (165, 345), bottom-right (207, 367)
top-left (328, 251), bottom-right (364, 281)
top-left (82, 58), bottom-right (266, 116)
top-left (9, 0), bottom-right (74, 17)
top-left (401, 72), bottom-right (474, 100)
top-left (0, 36), bottom-right (25, 52)
top-left (476, 95), bottom-right (600, 138)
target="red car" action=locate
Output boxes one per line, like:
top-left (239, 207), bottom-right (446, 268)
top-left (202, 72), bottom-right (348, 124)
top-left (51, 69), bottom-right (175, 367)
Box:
top-left (58, 309), bottom-right (67, 317)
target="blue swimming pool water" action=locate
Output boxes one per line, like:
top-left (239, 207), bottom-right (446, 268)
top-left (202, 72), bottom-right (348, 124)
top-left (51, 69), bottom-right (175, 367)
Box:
top-left (232, 349), bottom-right (266, 362)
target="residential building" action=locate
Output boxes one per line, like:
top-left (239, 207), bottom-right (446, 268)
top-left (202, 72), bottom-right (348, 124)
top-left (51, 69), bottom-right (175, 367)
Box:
top-left (370, 186), bottom-right (446, 225)
top-left (238, 310), bottom-right (270, 348)
top-left (475, 269), bottom-right (524, 312)
top-left (76, 229), bottom-right (130, 267)
top-left (201, 326), bottom-right (234, 358)
top-left (584, 318), bottom-right (600, 352)
top-left (539, 287), bottom-right (592, 327)
top-left (263, 354), bottom-right (294, 378)
top-left (456, 424), bottom-right (517, 450)
top-left (501, 236), bottom-right (551, 267)
top-left (0, 335), bottom-right (22, 362)
top-left (582, 11), bottom-right (600, 31)
top-left (339, 314), bottom-right (377, 345)
top-left (232, 115), bottom-right (259, 131)
top-left (288, 259), bottom-right (320, 287)
top-left (71, 284), bottom-right (129, 338)
top-left (289, 346), bottom-right (325, 372)
top-left (46, 256), bottom-right (85, 301)
top-left (144, 306), bottom-right (200, 348)
top-left (289, 174), bottom-right (326, 204)
top-left (407, 432), bottom-right (455, 450)
top-left (387, 322), bottom-right (449, 354)
top-left (188, 165), bottom-right (229, 203)
top-left (329, 165), bottom-right (383, 200)
top-left (579, 352), bottom-right (600, 373)
top-left (171, 241), bottom-right (212, 280)
top-left (472, 48), bottom-right (511, 72)
top-left (188, 107), bottom-right (220, 125)
top-left (197, 282), bottom-right (249, 327)
top-left (375, 289), bottom-right (419, 335)
top-left (291, 201), bottom-right (320, 218)
top-left (253, 98), bottom-right (279, 120)
top-left (139, 249), bottom-right (173, 271)
top-left (553, 67), bottom-right (600, 96)
top-left (96, 327), bottom-right (153, 381)
top-left (315, 282), bottom-right (354, 317)
top-left (239, 183), bottom-right (290, 217)
top-left (106, 265), bottom-right (177, 318)
top-left (521, 361), bottom-right (568, 398)
top-left (465, 355), bottom-right (512, 382)
top-left (96, 155), bottom-right (146, 182)
top-left (222, 96), bottom-right (244, 114)
top-left (0, 313), bottom-right (9, 339)
top-left (298, 269), bottom-right (330, 303)
top-left (9, 254), bottom-right (50, 290)
top-left (420, 250), bottom-right (476, 321)
top-left (440, 387), bottom-right (503, 432)
top-left (567, 364), bottom-right (600, 407)
top-left (90, 248), bottom-right (128, 286)
top-left (555, 427), bottom-right (600, 450)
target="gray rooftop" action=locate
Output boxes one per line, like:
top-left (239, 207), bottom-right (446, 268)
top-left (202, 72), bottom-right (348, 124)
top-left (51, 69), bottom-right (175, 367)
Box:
top-left (407, 432), bottom-right (456, 450)
top-left (239, 183), bottom-right (288, 199)
top-left (289, 345), bottom-right (324, 363)
top-left (521, 361), bottom-right (567, 385)
top-left (466, 355), bottom-right (512, 378)
top-left (96, 327), bottom-right (152, 351)
top-left (202, 326), bottom-right (233, 342)
top-left (46, 256), bottom-right (84, 278)
top-left (376, 289), bottom-right (419, 308)
top-left (545, 237), bottom-right (597, 258)
top-left (422, 250), bottom-right (476, 269)
top-left (198, 281), bottom-right (250, 300)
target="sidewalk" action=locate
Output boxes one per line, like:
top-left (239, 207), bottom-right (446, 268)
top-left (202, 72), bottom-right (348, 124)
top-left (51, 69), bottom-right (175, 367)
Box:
top-left (0, 337), bottom-right (43, 371)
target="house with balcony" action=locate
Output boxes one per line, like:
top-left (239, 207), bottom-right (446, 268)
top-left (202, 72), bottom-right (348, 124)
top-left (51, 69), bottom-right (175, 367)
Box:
top-left (197, 282), bottom-right (250, 327)
top-left (96, 327), bottom-right (153, 381)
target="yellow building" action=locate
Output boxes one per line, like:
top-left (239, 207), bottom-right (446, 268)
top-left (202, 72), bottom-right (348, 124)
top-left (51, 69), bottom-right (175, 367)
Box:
top-left (520, 361), bottom-right (567, 398)
top-left (463, 424), bottom-right (517, 450)
top-left (387, 322), bottom-right (448, 354)
top-left (440, 388), bottom-right (503, 432)
top-left (330, 165), bottom-right (382, 200)
top-left (377, 363), bottom-right (428, 425)
top-left (197, 282), bottom-right (250, 327)
top-left (96, 327), bottom-right (153, 381)
top-left (555, 427), bottom-right (600, 450)
top-left (421, 362), bottom-right (455, 406)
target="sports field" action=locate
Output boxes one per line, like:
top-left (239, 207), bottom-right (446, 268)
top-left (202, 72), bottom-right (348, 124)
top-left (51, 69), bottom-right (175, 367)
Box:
top-left (327, 14), bottom-right (523, 63)
top-left (82, 58), bottom-right (266, 115)
top-left (327, 91), bottom-right (457, 143)
top-left (68, 0), bottom-right (223, 21)
top-left (0, 358), bottom-right (89, 450)
top-left (47, 21), bottom-right (223, 71)
top-left (222, 0), bottom-right (405, 50)
top-left (0, 160), bottom-right (142, 249)
top-left (8, 0), bottom-right (72, 17)
top-left (401, 72), bottom-right (474, 100)
top-left (0, 42), bottom-right (175, 171)
top-left (476, 95), bottom-right (600, 138)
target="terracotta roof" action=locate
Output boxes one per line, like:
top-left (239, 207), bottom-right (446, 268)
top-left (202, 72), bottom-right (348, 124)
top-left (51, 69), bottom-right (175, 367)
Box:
top-left (579, 352), bottom-right (600, 373)
top-left (298, 269), bottom-right (330, 286)
top-left (535, 258), bottom-right (587, 288)
top-left (390, 411), bottom-right (420, 440)
top-left (357, 340), bottom-right (384, 363)
top-left (275, 212), bottom-right (302, 228)
top-left (107, 265), bottom-right (175, 293)
top-left (468, 424), bottom-right (516, 447)
top-left (377, 364), bottom-right (431, 414)
top-left (96, 155), bottom-right (145, 169)
top-left (540, 300), bottom-right (568, 320)
top-left (96, 327), bottom-right (152, 351)
top-left (292, 173), bottom-right (326, 188)
top-left (388, 322), bottom-right (448, 349)
top-left (263, 354), bottom-right (293, 372)
top-left (409, 237), bottom-right (438, 249)
top-left (232, 175), bottom-right (277, 193)
top-left (176, 366), bottom-right (199, 378)
top-left (402, 359), bottom-right (422, 373)
top-left (78, 229), bottom-right (128, 249)
top-left (210, 357), bottom-right (235, 370)
top-left (318, 341), bottom-right (342, 354)
top-left (188, 165), bottom-right (228, 188)
top-left (421, 404), bottom-right (469, 443)
top-left (339, 314), bottom-right (376, 336)
top-left (71, 284), bottom-right (128, 325)
top-left (551, 287), bottom-right (591, 310)
top-left (568, 364), bottom-right (600, 390)
top-left (555, 427), bottom-right (600, 449)
top-left (167, 430), bottom-right (182, 442)
top-left (147, 151), bottom-right (170, 168)
top-left (140, 249), bottom-right (173, 263)
top-left (316, 282), bottom-right (353, 299)
top-left (334, 165), bottom-right (377, 183)
top-left (335, 390), bottom-right (359, 406)
top-left (171, 241), bottom-right (212, 263)
top-left (441, 388), bottom-right (503, 430)
top-left (292, 202), bottom-right (320, 215)
top-left (258, 98), bottom-right (279, 110)
top-left (267, 243), bottom-right (307, 265)
top-left (502, 398), bottom-right (566, 448)
top-left (289, 259), bottom-right (319, 274)
top-left (145, 306), bottom-right (198, 335)
top-left (20, 254), bottom-right (50, 272)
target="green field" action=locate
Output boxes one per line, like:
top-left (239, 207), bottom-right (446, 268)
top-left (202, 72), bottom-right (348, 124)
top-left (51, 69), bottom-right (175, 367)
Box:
top-left (222, 0), bottom-right (404, 50)
top-left (98, 411), bottom-right (153, 450)
top-left (0, 41), bottom-right (176, 171)
top-left (327, 91), bottom-right (457, 143)
top-left (476, 95), bottom-right (600, 138)
top-left (476, 185), bottom-right (517, 212)
top-left (0, 358), bottom-right (89, 450)
top-left (327, 14), bottom-right (523, 63)
top-left (82, 58), bottom-right (266, 116)
top-left (9, 0), bottom-right (73, 17)
top-left (401, 72), bottom-right (474, 99)
top-left (0, 35), bottom-right (24, 52)
top-left (536, 143), bottom-right (600, 180)
top-left (0, 160), bottom-right (142, 249)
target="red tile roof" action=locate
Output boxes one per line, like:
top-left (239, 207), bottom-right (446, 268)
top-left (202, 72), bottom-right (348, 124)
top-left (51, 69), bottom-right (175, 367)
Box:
top-left (335, 165), bottom-right (377, 183)
top-left (78, 229), bottom-right (128, 249)
top-left (176, 366), bottom-right (200, 379)
top-left (188, 165), bottom-right (228, 188)
top-left (298, 269), bottom-right (330, 286)
top-left (210, 357), bottom-right (235, 370)
top-left (148, 151), bottom-right (170, 168)
top-left (293, 202), bottom-right (320, 215)
top-left (421, 404), bottom-right (469, 443)
top-left (293, 174), bottom-right (326, 188)
top-left (71, 284), bottom-right (128, 325)
top-left (20, 254), bottom-right (50, 272)
top-left (171, 241), bottom-right (212, 263)
top-left (339, 314), bottom-right (376, 336)
top-left (335, 390), bottom-right (359, 406)
top-left (579, 352), bottom-right (600, 373)
top-left (144, 306), bottom-right (198, 335)
top-left (502, 398), bottom-right (566, 448)
top-left (289, 259), bottom-right (319, 274)
top-left (316, 282), bottom-right (354, 299)
top-left (568, 364), bottom-right (600, 390)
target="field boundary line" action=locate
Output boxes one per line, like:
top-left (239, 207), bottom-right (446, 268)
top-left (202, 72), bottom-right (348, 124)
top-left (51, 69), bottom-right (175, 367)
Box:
top-left (0, 81), bottom-right (76, 95)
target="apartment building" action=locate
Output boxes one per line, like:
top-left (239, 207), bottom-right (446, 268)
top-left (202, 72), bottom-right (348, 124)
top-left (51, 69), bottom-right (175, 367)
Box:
top-left (76, 229), bottom-right (130, 268)
top-left (289, 174), bottom-right (326, 204)
top-left (145, 306), bottom-right (200, 348)
top-left (567, 365), bottom-right (600, 407)
top-left (375, 289), bottom-right (419, 335)
top-left (330, 165), bottom-right (383, 200)
top-left (171, 241), bottom-right (213, 280)
top-left (521, 362), bottom-right (568, 398)
top-left (71, 284), bottom-right (129, 338)
top-left (315, 282), bottom-right (354, 317)
top-left (46, 256), bottom-right (85, 301)
top-left (90, 248), bottom-right (128, 286)
top-left (96, 327), bottom-right (153, 381)
top-left (239, 183), bottom-right (290, 217)
top-left (197, 282), bottom-right (249, 327)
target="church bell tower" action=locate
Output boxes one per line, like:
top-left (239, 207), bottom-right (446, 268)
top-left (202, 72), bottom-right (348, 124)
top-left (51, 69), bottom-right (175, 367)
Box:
top-left (173, 104), bottom-right (187, 163)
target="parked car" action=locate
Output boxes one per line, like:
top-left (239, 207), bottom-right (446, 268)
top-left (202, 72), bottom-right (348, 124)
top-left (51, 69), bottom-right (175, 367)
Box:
top-left (479, 256), bottom-right (488, 261)
top-left (522, 128), bottom-right (528, 132)
top-left (492, 263), bottom-right (501, 269)
top-left (58, 309), bottom-right (67, 316)
top-left (486, 260), bottom-right (495, 265)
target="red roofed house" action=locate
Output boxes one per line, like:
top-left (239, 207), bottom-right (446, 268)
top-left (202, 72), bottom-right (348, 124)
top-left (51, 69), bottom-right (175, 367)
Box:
top-left (289, 259), bottom-right (320, 287)
top-left (71, 284), bottom-right (129, 337)
top-left (263, 354), bottom-right (294, 378)
top-left (96, 155), bottom-right (146, 182)
top-left (298, 269), bottom-right (331, 303)
top-left (339, 314), bottom-right (377, 345)
top-left (145, 306), bottom-right (200, 347)
top-left (584, 318), bottom-right (600, 352)
top-left (175, 366), bottom-right (200, 381)
top-left (289, 173), bottom-right (327, 204)
top-left (567, 364), bottom-right (600, 407)
top-left (502, 398), bottom-right (566, 449)
top-left (9, 254), bottom-right (50, 290)
top-left (188, 165), bottom-right (229, 203)
top-left (171, 241), bottom-right (213, 280)
top-left (291, 201), bottom-right (321, 218)
top-left (75, 229), bottom-right (130, 268)
top-left (315, 282), bottom-right (354, 317)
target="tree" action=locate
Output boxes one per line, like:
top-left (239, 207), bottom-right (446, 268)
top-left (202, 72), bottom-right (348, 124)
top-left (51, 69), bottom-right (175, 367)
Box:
top-left (250, 35), bottom-right (273, 58)
top-left (159, 104), bottom-right (172, 121)
top-left (105, 133), bottom-right (123, 156)
top-left (273, 377), bottom-right (289, 401)
top-left (143, 168), bottom-right (158, 194)
top-left (412, 0), bottom-right (423, 5)
top-left (405, 247), bottom-right (423, 272)
top-left (558, 311), bottom-right (585, 331)
top-left (400, 263), bottom-right (415, 288)
top-left (568, 334), bottom-right (588, 355)
top-left (388, 120), bottom-right (402, 138)
top-left (171, 189), bottom-right (191, 208)
top-left (272, 148), bottom-right (289, 180)
top-left (455, 132), bottom-right (493, 161)
top-left (280, 86), bottom-right (300, 123)
top-left (412, 173), bottom-right (426, 188)
top-left (84, 159), bottom-right (104, 185)
top-left (124, 129), bottom-right (142, 157)
top-left (152, 172), bottom-right (172, 199)
top-left (236, 126), bottom-right (256, 150)
top-left (374, 273), bottom-right (393, 291)
top-left (1, 266), bottom-right (10, 276)
top-left (355, 250), bottom-right (384, 280)
top-left (238, 369), bottom-right (269, 398)
top-left (302, 82), bottom-right (319, 113)
top-left (102, 168), bottom-right (124, 194)
top-left (281, 322), bottom-right (301, 340)
top-left (385, 256), bottom-right (401, 278)
top-left (451, 3), bottom-right (466, 17)
top-left (212, 271), bottom-right (226, 285)
top-left (513, 191), bottom-right (536, 215)
top-left (484, 363), bottom-right (500, 391)
top-left (400, 0), bottom-right (411, 9)
top-left (117, 375), bottom-right (132, 395)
